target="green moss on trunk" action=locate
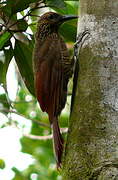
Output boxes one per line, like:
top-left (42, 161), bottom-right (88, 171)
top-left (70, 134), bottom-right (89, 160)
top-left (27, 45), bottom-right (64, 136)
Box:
top-left (62, 0), bottom-right (118, 179)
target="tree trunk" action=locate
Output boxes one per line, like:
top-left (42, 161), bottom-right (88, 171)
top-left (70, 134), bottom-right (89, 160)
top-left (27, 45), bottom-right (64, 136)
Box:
top-left (62, 0), bottom-right (118, 179)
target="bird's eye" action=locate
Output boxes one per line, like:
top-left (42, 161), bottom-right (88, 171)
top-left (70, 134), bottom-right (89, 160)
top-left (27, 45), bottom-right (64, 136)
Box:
top-left (48, 14), bottom-right (55, 20)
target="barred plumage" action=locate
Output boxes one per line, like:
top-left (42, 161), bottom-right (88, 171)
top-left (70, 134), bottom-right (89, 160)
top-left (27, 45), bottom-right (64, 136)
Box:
top-left (33, 12), bottom-right (77, 167)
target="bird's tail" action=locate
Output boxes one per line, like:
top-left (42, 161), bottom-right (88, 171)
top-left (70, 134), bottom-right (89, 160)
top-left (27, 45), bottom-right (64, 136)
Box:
top-left (51, 117), bottom-right (64, 168)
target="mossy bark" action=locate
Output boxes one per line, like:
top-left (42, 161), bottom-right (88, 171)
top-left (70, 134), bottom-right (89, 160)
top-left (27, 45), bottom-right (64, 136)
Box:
top-left (62, 0), bottom-right (118, 179)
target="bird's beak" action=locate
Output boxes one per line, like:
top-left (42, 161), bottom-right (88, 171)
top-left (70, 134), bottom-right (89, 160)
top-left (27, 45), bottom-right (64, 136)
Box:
top-left (60, 15), bottom-right (79, 23)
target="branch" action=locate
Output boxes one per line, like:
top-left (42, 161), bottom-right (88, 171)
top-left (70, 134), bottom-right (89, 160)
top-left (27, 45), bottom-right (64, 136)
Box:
top-left (24, 133), bottom-right (53, 140)
top-left (23, 128), bottom-right (68, 140)
top-left (0, 108), bottom-right (50, 128)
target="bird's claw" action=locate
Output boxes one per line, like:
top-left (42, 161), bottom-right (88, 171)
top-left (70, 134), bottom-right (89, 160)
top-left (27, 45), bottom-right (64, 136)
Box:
top-left (74, 29), bottom-right (90, 48)
top-left (74, 29), bottom-right (90, 58)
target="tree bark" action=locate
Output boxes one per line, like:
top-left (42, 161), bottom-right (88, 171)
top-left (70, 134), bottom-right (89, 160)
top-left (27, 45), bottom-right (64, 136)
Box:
top-left (62, 0), bottom-right (118, 179)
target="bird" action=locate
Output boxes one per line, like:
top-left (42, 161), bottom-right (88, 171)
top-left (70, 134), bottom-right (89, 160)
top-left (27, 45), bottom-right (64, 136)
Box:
top-left (33, 12), bottom-right (78, 167)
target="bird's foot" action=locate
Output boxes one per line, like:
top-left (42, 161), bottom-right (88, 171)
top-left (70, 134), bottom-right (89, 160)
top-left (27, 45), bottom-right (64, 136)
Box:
top-left (70, 30), bottom-right (90, 75)
top-left (74, 29), bottom-right (90, 58)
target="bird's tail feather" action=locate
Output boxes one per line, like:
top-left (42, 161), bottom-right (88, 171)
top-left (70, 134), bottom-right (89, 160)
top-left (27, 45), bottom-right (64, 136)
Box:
top-left (51, 117), bottom-right (64, 168)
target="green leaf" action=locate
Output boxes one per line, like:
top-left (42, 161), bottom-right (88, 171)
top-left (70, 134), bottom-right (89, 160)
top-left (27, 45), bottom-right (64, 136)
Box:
top-left (17, 19), bottom-right (28, 32)
top-left (14, 39), bottom-right (35, 96)
top-left (6, 0), bottom-right (39, 14)
top-left (0, 47), bottom-right (13, 85)
top-left (60, 20), bottom-right (77, 42)
top-left (1, 5), bottom-right (12, 16)
top-left (52, 1), bottom-right (79, 14)
top-left (66, 1), bottom-right (79, 14)
top-left (0, 32), bottom-right (12, 50)
top-left (46, 0), bottom-right (66, 9)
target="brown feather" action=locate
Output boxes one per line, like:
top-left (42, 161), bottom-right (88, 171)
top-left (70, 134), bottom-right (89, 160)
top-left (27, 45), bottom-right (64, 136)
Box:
top-left (33, 12), bottom-right (74, 167)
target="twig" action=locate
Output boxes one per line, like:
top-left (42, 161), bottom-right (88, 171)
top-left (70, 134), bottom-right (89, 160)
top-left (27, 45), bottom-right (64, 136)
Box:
top-left (23, 128), bottom-right (68, 140)
top-left (24, 133), bottom-right (53, 140)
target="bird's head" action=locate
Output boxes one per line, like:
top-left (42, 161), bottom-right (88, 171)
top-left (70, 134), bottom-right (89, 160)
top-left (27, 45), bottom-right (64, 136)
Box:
top-left (39, 12), bottom-right (78, 27)
top-left (36, 12), bottom-right (78, 40)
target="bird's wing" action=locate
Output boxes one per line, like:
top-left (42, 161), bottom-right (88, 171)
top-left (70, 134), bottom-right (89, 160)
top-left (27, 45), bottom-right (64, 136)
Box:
top-left (35, 35), bottom-right (70, 121)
